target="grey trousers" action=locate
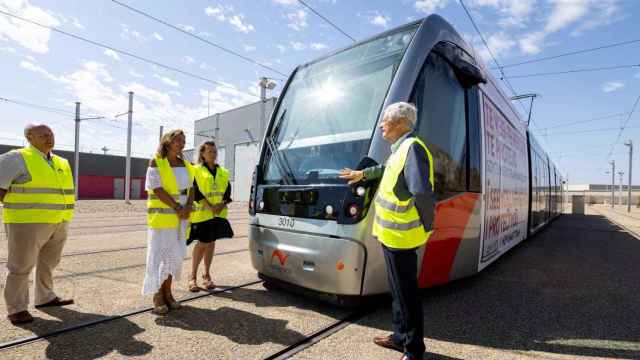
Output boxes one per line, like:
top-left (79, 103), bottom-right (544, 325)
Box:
top-left (3, 222), bottom-right (68, 315)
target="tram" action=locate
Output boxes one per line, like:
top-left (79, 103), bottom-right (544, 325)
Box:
top-left (248, 15), bottom-right (563, 305)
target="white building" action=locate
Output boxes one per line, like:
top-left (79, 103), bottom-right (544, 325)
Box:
top-left (192, 98), bottom-right (277, 201)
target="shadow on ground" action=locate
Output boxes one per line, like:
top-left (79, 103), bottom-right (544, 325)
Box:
top-left (155, 304), bottom-right (306, 346)
top-left (16, 307), bottom-right (151, 359)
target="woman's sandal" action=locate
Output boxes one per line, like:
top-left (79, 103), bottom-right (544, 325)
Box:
top-left (202, 275), bottom-right (216, 290)
top-left (152, 291), bottom-right (169, 315)
top-left (188, 278), bottom-right (200, 293)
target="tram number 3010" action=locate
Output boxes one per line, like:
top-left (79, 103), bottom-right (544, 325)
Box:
top-left (278, 216), bottom-right (295, 229)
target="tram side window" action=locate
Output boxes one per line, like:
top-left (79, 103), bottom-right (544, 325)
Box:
top-left (412, 52), bottom-right (467, 198)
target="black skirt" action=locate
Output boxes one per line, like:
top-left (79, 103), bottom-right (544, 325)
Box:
top-left (188, 217), bottom-right (234, 244)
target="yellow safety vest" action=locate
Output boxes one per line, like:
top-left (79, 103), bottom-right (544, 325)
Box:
top-left (372, 137), bottom-right (435, 249)
top-left (190, 164), bottom-right (230, 223)
top-left (2, 147), bottom-right (75, 224)
top-left (147, 156), bottom-right (194, 229)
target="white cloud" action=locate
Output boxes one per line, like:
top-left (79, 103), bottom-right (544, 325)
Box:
top-left (70, 16), bottom-right (85, 30)
top-left (177, 24), bottom-right (195, 32)
top-left (129, 70), bottom-right (144, 78)
top-left (414, 0), bottom-right (450, 14)
top-left (310, 42), bottom-right (329, 50)
top-left (286, 10), bottom-right (308, 31)
top-left (602, 81), bottom-right (624, 93)
top-left (0, 45), bottom-right (17, 54)
top-left (370, 14), bottom-right (391, 28)
top-left (273, 0), bottom-right (297, 4)
top-left (0, 0), bottom-right (61, 53)
top-left (152, 32), bottom-right (163, 41)
top-left (477, 32), bottom-right (515, 60)
top-left (276, 44), bottom-right (287, 53)
top-left (519, 31), bottom-right (545, 55)
top-left (103, 49), bottom-right (122, 62)
top-left (469, 0), bottom-right (535, 29)
top-left (517, 0), bottom-right (621, 55)
top-left (228, 15), bottom-right (254, 33)
top-left (120, 24), bottom-right (147, 42)
top-left (205, 6), bottom-right (226, 21)
top-left (290, 41), bottom-right (306, 51)
top-left (199, 62), bottom-right (212, 71)
top-left (182, 56), bottom-right (195, 64)
top-left (243, 44), bottom-right (256, 52)
top-left (205, 6), bottom-right (254, 33)
top-left (19, 60), bottom-right (62, 82)
top-left (153, 74), bottom-right (181, 88)
top-left (545, 0), bottom-right (590, 33)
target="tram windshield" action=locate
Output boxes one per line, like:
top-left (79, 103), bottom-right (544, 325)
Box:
top-left (263, 25), bottom-right (418, 185)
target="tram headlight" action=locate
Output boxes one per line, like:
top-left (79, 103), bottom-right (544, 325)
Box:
top-left (258, 201), bottom-right (265, 210)
top-left (325, 205), bottom-right (334, 215)
top-left (347, 203), bottom-right (359, 217)
top-left (356, 186), bottom-right (366, 197)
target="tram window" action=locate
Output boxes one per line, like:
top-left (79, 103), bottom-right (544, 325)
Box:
top-left (412, 52), bottom-right (467, 197)
top-left (466, 86), bottom-right (481, 192)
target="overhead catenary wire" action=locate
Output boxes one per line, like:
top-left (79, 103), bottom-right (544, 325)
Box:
top-left (296, 0), bottom-right (356, 42)
top-left (509, 64), bottom-right (640, 79)
top-left (496, 39), bottom-right (640, 69)
top-left (109, 0), bottom-right (288, 77)
top-left (606, 93), bottom-right (640, 160)
top-left (0, 9), bottom-right (260, 100)
top-left (0, 96), bottom-right (75, 116)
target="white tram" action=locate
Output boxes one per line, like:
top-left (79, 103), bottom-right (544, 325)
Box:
top-left (248, 15), bottom-right (563, 305)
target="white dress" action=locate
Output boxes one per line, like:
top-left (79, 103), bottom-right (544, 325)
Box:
top-left (142, 166), bottom-right (190, 295)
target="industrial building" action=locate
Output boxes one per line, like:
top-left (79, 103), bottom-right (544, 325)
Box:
top-left (0, 144), bottom-right (149, 200)
top-left (567, 184), bottom-right (640, 206)
top-left (192, 97), bottom-right (276, 202)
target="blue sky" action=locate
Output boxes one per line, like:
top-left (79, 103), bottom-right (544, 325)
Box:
top-left (0, 0), bottom-right (638, 184)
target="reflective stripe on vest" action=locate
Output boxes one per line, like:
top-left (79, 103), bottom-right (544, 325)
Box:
top-left (372, 137), bottom-right (434, 249)
top-left (3, 203), bottom-right (75, 210)
top-left (190, 164), bottom-right (229, 223)
top-left (2, 147), bottom-right (75, 224)
top-left (146, 156), bottom-right (194, 229)
top-left (8, 187), bottom-right (75, 195)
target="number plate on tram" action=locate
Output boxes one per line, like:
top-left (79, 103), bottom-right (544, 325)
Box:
top-left (277, 216), bottom-right (295, 229)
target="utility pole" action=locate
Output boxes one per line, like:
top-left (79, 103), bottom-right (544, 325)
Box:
top-left (125, 91), bottom-right (133, 204)
top-left (618, 170), bottom-right (624, 207)
top-left (258, 77), bottom-right (276, 149)
top-left (609, 160), bottom-right (615, 208)
top-left (73, 103), bottom-right (105, 200)
top-left (625, 140), bottom-right (633, 212)
top-left (159, 125), bottom-right (164, 143)
top-left (74, 102), bottom-right (80, 199)
top-left (101, 146), bottom-right (109, 155)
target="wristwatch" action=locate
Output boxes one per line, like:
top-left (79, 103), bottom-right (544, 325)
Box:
top-left (173, 204), bottom-right (183, 211)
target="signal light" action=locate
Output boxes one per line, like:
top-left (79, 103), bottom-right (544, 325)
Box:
top-left (347, 203), bottom-right (359, 217)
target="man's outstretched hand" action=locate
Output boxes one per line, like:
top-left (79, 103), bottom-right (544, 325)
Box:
top-left (339, 168), bottom-right (364, 185)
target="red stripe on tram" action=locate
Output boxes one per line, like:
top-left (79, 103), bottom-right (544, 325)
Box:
top-left (418, 193), bottom-right (479, 288)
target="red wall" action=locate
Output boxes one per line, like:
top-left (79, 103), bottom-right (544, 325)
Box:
top-left (78, 176), bottom-right (146, 199)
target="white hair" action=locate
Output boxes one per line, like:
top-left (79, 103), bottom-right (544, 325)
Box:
top-left (383, 102), bottom-right (417, 128)
top-left (24, 123), bottom-right (48, 138)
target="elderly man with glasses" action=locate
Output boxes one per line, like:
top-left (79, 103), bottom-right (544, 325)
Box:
top-left (0, 124), bottom-right (75, 325)
top-left (340, 102), bottom-right (435, 360)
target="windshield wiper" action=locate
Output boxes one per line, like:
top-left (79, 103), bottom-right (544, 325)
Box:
top-left (266, 109), bottom-right (297, 185)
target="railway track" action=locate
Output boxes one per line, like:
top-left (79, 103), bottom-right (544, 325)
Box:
top-left (0, 279), bottom-right (264, 351)
top-left (263, 306), bottom-right (377, 360)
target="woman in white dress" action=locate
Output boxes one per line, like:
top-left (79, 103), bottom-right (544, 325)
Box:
top-left (143, 129), bottom-right (194, 315)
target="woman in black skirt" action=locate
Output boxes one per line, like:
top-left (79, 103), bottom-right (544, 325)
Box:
top-left (187, 141), bottom-right (234, 291)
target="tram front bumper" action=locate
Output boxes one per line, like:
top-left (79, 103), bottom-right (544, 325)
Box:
top-left (249, 224), bottom-right (366, 296)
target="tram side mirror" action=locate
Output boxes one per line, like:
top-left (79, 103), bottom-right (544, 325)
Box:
top-left (451, 58), bottom-right (486, 88)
